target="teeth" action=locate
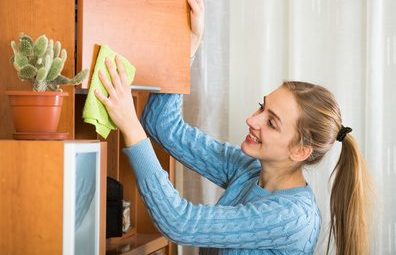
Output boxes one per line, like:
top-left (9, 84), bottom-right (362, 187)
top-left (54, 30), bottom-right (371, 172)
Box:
top-left (249, 133), bottom-right (260, 143)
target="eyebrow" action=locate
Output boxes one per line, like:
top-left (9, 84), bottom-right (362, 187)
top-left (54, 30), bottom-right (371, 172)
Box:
top-left (263, 96), bottom-right (283, 126)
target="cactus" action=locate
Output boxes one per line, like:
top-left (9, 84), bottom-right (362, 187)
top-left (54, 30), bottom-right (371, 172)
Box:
top-left (13, 53), bottom-right (29, 71)
top-left (19, 38), bottom-right (33, 56)
top-left (10, 33), bottom-right (89, 92)
top-left (33, 35), bottom-right (48, 58)
top-left (19, 64), bottom-right (37, 80)
top-left (54, 41), bottom-right (61, 58)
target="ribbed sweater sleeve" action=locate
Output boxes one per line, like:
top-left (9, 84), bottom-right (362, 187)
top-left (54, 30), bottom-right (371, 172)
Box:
top-left (122, 138), bottom-right (316, 251)
top-left (140, 93), bottom-right (253, 189)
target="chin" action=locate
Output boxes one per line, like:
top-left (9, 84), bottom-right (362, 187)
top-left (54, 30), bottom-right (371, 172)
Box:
top-left (241, 142), bottom-right (247, 153)
top-left (241, 140), bottom-right (266, 160)
top-left (241, 141), bottom-right (254, 157)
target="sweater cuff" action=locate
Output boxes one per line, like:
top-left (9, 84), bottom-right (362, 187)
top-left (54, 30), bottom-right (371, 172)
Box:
top-left (122, 138), bottom-right (162, 180)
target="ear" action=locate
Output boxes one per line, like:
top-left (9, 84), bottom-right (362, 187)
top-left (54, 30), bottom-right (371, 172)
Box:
top-left (289, 145), bottom-right (313, 162)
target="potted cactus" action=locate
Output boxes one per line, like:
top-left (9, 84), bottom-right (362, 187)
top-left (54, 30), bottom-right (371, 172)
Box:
top-left (6, 33), bottom-right (88, 138)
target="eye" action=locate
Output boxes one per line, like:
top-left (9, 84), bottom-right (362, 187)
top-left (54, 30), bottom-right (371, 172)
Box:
top-left (258, 102), bottom-right (264, 111)
top-left (267, 119), bottom-right (276, 129)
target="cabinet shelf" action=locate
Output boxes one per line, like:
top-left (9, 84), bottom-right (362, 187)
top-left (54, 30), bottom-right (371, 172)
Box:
top-left (106, 233), bottom-right (168, 255)
top-left (75, 85), bottom-right (161, 95)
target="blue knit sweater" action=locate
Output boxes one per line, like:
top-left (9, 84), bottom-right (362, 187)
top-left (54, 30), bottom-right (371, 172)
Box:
top-left (123, 94), bottom-right (321, 254)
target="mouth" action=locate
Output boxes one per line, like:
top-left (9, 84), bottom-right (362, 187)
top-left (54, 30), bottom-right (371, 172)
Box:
top-left (246, 133), bottom-right (262, 144)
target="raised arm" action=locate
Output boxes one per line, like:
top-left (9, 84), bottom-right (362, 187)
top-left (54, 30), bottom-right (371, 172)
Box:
top-left (141, 93), bottom-right (254, 188)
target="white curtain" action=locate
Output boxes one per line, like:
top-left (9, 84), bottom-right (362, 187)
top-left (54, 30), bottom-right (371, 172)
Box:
top-left (176, 0), bottom-right (396, 254)
top-left (176, 1), bottom-right (230, 254)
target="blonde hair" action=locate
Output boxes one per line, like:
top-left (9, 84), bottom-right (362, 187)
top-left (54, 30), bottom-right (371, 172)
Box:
top-left (282, 81), bottom-right (371, 255)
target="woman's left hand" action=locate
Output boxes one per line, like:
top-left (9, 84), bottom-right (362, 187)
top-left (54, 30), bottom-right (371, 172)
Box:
top-left (188, 0), bottom-right (205, 58)
top-left (94, 56), bottom-right (147, 147)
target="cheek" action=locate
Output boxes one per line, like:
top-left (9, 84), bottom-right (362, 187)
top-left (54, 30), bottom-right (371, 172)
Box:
top-left (260, 129), bottom-right (290, 155)
top-left (259, 126), bottom-right (276, 145)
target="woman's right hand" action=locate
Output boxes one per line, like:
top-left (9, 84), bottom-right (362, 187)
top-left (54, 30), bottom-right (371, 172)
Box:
top-left (188, 0), bottom-right (205, 58)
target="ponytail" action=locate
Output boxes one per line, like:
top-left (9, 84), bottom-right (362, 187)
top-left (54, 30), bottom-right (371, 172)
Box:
top-left (327, 134), bottom-right (371, 255)
top-left (282, 81), bottom-right (372, 254)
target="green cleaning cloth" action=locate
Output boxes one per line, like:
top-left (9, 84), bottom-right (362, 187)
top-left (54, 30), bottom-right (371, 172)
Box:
top-left (83, 45), bottom-right (136, 139)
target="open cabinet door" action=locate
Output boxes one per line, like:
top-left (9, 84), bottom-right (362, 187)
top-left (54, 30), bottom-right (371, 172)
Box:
top-left (77, 0), bottom-right (191, 94)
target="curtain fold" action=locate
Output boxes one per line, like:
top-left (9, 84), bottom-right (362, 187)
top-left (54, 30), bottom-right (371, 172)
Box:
top-left (176, 1), bottom-right (230, 254)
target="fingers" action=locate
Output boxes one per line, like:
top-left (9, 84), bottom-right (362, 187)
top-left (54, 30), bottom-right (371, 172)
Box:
top-left (187, 0), bottom-right (198, 11)
top-left (196, 0), bottom-right (204, 11)
top-left (188, 0), bottom-right (203, 13)
top-left (115, 55), bottom-right (129, 87)
top-left (105, 57), bottom-right (122, 91)
top-left (98, 69), bottom-right (117, 98)
top-left (94, 88), bottom-right (111, 107)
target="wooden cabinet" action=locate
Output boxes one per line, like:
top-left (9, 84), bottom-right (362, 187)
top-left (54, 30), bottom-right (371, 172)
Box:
top-left (0, 0), bottom-right (186, 254)
top-left (0, 0), bottom-right (191, 139)
top-left (100, 91), bottom-right (177, 255)
top-left (150, 247), bottom-right (168, 255)
top-left (0, 0), bottom-right (76, 139)
top-left (0, 140), bottom-right (107, 255)
top-left (77, 0), bottom-right (191, 93)
top-left (0, 93), bottom-right (177, 255)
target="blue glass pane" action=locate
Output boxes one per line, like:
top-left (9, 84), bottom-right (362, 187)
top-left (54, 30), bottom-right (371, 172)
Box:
top-left (75, 152), bottom-right (96, 230)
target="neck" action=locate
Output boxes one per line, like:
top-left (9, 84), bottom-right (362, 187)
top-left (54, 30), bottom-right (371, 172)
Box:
top-left (259, 162), bottom-right (306, 192)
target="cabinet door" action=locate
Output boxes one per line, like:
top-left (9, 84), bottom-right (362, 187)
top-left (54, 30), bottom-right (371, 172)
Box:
top-left (0, 140), bottom-right (106, 255)
top-left (0, 141), bottom-right (65, 254)
top-left (77, 0), bottom-right (191, 94)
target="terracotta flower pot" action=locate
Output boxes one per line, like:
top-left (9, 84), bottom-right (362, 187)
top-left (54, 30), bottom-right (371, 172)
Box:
top-left (5, 91), bottom-right (69, 133)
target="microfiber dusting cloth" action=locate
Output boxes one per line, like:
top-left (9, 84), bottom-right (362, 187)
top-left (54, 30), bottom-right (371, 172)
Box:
top-left (83, 45), bottom-right (136, 139)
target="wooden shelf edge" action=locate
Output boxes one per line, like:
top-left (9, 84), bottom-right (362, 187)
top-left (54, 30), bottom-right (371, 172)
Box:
top-left (106, 233), bottom-right (168, 255)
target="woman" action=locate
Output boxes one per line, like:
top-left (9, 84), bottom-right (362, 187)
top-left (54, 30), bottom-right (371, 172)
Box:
top-left (95, 0), bottom-right (370, 254)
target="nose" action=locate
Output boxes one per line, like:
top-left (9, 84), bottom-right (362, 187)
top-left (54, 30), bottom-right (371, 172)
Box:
top-left (246, 114), bottom-right (261, 130)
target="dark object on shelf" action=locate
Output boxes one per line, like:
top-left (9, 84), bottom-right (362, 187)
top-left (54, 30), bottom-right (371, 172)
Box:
top-left (106, 177), bottom-right (123, 238)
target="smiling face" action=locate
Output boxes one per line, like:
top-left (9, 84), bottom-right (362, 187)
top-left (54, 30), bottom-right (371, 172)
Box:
top-left (241, 86), bottom-right (302, 163)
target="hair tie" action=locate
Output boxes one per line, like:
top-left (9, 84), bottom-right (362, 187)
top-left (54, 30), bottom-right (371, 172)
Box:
top-left (336, 125), bottom-right (352, 142)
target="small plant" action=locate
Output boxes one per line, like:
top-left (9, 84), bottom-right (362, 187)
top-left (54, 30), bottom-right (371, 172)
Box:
top-left (10, 33), bottom-right (88, 92)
